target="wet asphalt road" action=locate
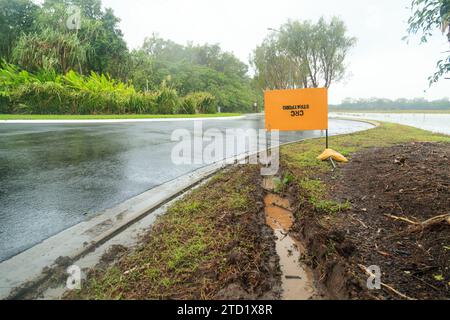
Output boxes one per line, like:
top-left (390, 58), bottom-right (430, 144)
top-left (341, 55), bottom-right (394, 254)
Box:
top-left (0, 115), bottom-right (373, 262)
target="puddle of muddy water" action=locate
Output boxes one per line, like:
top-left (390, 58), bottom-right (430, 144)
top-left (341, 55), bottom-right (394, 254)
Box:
top-left (264, 193), bottom-right (317, 300)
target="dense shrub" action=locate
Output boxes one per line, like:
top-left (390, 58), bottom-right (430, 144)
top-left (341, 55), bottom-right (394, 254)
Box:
top-left (196, 92), bottom-right (217, 114)
top-left (0, 95), bottom-right (11, 113)
top-left (154, 82), bottom-right (180, 114)
top-left (0, 62), bottom-right (224, 115)
top-left (180, 95), bottom-right (197, 114)
top-left (10, 82), bottom-right (70, 114)
top-left (180, 92), bottom-right (216, 114)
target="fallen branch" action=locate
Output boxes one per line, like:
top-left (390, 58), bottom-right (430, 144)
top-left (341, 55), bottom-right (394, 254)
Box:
top-left (385, 214), bottom-right (450, 237)
top-left (384, 214), bottom-right (418, 225)
top-left (352, 215), bottom-right (368, 228)
top-left (357, 264), bottom-right (416, 300)
top-left (406, 214), bottom-right (450, 233)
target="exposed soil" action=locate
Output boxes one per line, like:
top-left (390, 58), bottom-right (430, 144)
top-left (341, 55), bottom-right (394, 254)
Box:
top-left (57, 141), bottom-right (450, 300)
top-left (67, 166), bottom-right (282, 300)
top-left (290, 142), bottom-right (449, 300)
top-left (263, 192), bottom-right (318, 300)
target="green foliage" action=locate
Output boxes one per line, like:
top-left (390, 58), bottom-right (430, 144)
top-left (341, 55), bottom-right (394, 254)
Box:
top-left (0, 0), bottom-right (38, 60)
top-left (282, 172), bottom-right (295, 186)
top-left (273, 172), bottom-right (294, 193)
top-left (12, 28), bottom-right (88, 73)
top-left (251, 17), bottom-right (356, 93)
top-left (1, 62), bottom-right (163, 115)
top-left (406, 0), bottom-right (450, 84)
top-left (251, 35), bottom-right (294, 90)
top-left (11, 82), bottom-right (69, 114)
top-left (1, 1), bottom-right (256, 114)
top-left (129, 35), bottom-right (255, 113)
top-left (154, 81), bottom-right (179, 114)
top-left (2, 0), bottom-right (128, 77)
top-left (181, 92), bottom-right (216, 114)
top-left (0, 62), bottom-right (39, 96)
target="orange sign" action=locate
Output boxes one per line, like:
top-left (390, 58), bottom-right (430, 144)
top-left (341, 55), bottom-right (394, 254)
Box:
top-left (265, 88), bottom-right (328, 131)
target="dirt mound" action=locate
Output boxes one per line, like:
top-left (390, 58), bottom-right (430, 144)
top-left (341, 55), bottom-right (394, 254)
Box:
top-left (293, 142), bottom-right (449, 300)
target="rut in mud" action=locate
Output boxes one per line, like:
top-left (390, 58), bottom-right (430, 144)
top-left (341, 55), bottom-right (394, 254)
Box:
top-left (262, 177), bottom-right (317, 300)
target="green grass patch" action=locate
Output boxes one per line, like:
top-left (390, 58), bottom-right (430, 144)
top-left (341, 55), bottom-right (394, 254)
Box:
top-left (68, 166), bottom-right (261, 300)
top-left (282, 123), bottom-right (450, 215)
top-left (0, 113), bottom-right (241, 120)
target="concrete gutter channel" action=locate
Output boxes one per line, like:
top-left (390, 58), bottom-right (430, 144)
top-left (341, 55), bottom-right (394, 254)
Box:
top-left (0, 118), bottom-right (378, 300)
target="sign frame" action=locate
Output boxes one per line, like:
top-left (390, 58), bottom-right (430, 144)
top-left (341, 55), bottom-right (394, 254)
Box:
top-left (264, 88), bottom-right (328, 132)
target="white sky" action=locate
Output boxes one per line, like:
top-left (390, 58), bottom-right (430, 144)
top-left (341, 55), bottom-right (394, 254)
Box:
top-left (101, 0), bottom-right (449, 104)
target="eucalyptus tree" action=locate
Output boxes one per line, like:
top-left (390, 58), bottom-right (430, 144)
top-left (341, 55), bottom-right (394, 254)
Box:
top-left (251, 17), bottom-right (356, 91)
top-left (278, 17), bottom-right (356, 89)
top-left (250, 36), bottom-right (296, 90)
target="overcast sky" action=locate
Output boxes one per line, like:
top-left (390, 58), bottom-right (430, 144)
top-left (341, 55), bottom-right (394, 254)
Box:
top-left (101, 0), bottom-right (449, 104)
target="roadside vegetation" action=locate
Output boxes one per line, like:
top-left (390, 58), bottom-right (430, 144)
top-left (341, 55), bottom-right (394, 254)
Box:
top-left (0, 62), bottom-right (218, 115)
top-left (1, 0), bottom-right (448, 116)
top-left (66, 123), bottom-right (449, 300)
top-left (0, 113), bottom-right (241, 120)
top-left (68, 166), bottom-right (280, 300)
top-left (280, 123), bottom-right (449, 299)
top-left (0, 0), bottom-right (255, 115)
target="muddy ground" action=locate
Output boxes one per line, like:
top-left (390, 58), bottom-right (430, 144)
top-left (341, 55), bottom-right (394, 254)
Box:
top-left (67, 166), bottom-right (282, 300)
top-left (290, 142), bottom-right (449, 300)
top-left (42, 139), bottom-right (449, 300)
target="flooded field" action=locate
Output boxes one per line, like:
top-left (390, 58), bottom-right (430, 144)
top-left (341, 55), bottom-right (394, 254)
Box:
top-left (331, 112), bottom-right (450, 135)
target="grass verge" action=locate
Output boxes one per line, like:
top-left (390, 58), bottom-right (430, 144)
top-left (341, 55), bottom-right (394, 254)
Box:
top-left (67, 166), bottom-right (280, 300)
top-left (282, 122), bottom-right (449, 221)
top-left (66, 122), bottom-right (448, 300)
top-left (0, 113), bottom-right (241, 120)
top-left (280, 122), bottom-right (449, 299)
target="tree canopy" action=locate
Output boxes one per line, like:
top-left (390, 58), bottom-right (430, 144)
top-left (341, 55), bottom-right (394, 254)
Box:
top-left (128, 35), bottom-right (254, 112)
top-left (406, 0), bottom-right (450, 83)
top-left (251, 17), bottom-right (356, 92)
top-left (0, 0), bottom-right (255, 113)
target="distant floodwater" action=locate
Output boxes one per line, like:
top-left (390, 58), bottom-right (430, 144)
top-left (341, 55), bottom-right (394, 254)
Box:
top-left (330, 113), bottom-right (450, 135)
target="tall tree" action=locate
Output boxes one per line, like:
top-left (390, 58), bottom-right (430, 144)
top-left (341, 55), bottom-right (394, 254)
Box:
top-left (251, 17), bottom-right (355, 92)
top-left (10, 0), bottom-right (128, 77)
top-left (250, 36), bottom-right (295, 90)
top-left (0, 0), bottom-right (38, 60)
top-left (12, 28), bottom-right (87, 73)
top-left (406, 0), bottom-right (450, 83)
top-left (132, 35), bottom-right (255, 112)
top-left (279, 17), bottom-right (356, 89)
